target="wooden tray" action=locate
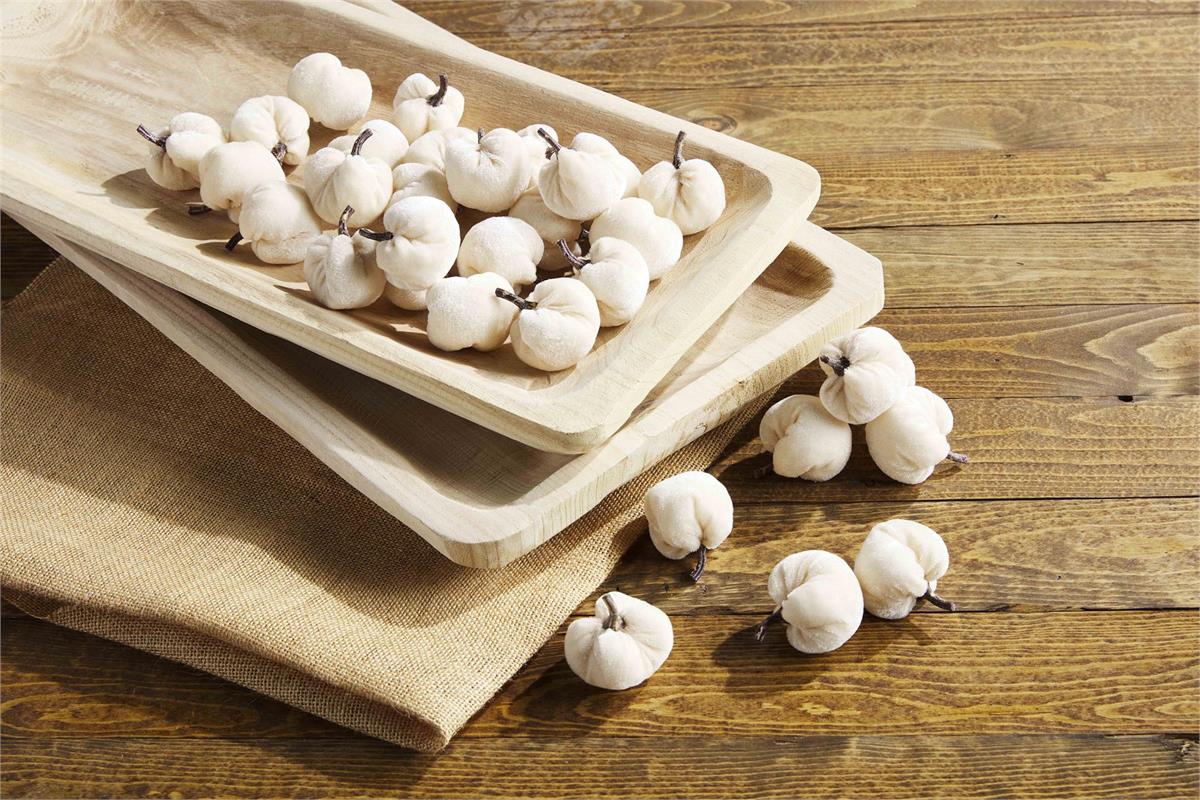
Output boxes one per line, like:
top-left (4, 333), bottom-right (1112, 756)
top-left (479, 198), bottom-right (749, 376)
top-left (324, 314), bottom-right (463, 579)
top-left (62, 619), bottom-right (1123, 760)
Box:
top-left (0, 0), bottom-right (820, 454)
top-left (25, 219), bottom-right (882, 568)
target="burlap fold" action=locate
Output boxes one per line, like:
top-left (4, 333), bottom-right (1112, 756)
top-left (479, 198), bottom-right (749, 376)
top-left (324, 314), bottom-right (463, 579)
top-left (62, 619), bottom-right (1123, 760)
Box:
top-left (1, 259), bottom-right (769, 751)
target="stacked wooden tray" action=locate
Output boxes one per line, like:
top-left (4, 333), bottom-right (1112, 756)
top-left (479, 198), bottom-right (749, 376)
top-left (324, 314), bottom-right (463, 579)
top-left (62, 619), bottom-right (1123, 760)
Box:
top-left (25, 221), bottom-right (882, 567)
top-left (2, 0), bottom-right (885, 566)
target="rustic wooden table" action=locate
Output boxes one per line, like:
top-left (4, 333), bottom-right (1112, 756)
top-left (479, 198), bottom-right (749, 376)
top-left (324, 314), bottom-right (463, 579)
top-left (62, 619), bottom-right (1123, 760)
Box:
top-left (3, 1), bottom-right (1198, 797)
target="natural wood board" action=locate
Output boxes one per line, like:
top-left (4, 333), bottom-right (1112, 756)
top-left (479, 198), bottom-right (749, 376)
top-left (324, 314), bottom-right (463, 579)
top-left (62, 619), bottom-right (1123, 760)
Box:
top-left (25, 220), bottom-right (880, 568)
top-left (0, 0), bottom-right (822, 453)
top-left (453, 14), bottom-right (1200, 90)
top-left (406, 0), bottom-right (1199, 31)
top-left (853, 222), bottom-right (1200, 307)
top-left (712, 396), bottom-right (1200, 502)
top-left (2, 734), bottom-right (1196, 799)
top-left (464, 610), bottom-right (1199, 738)
top-left (602, 498), bottom-right (1200, 614)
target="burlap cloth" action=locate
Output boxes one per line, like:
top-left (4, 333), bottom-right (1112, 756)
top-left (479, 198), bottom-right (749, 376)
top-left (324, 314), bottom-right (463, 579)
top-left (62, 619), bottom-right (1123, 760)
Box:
top-left (1, 258), bottom-right (771, 751)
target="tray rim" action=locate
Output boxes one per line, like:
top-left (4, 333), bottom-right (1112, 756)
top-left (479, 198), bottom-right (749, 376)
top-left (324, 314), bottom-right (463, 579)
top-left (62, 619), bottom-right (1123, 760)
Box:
top-left (0, 0), bottom-right (821, 454)
top-left (24, 217), bottom-right (883, 568)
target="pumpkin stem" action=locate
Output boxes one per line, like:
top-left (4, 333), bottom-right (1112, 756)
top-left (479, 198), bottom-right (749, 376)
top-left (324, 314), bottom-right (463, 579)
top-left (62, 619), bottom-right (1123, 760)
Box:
top-left (577, 222), bottom-right (592, 257)
top-left (753, 608), bottom-right (783, 642)
top-left (537, 127), bottom-right (561, 159)
top-left (558, 239), bottom-right (589, 271)
top-left (271, 141), bottom-right (287, 163)
top-left (946, 451), bottom-right (969, 464)
top-left (671, 130), bottom-right (686, 169)
top-left (921, 588), bottom-right (956, 612)
top-left (600, 593), bottom-right (624, 631)
top-left (477, 127), bottom-right (485, 144)
top-left (427, 73), bottom-right (449, 106)
top-left (187, 203), bottom-right (212, 216)
top-left (350, 127), bottom-right (373, 157)
top-left (357, 228), bottom-right (394, 242)
top-left (224, 231), bottom-right (244, 251)
top-left (494, 287), bottom-right (537, 311)
top-left (137, 124), bottom-right (166, 149)
top-left (819, 354), bottom-right (850, 377)
top-left (337, 205), bottom-right (354, 237)
top-left (689, 546), bottom-right (708, 582)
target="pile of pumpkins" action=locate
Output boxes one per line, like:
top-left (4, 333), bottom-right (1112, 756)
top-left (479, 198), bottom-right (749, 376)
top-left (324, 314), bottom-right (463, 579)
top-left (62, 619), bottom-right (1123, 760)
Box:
top-left (137, 53), bottom-right (727, 372)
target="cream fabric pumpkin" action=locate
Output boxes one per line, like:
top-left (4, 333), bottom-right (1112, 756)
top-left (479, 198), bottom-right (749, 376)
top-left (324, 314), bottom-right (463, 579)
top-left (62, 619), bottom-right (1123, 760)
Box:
top-left (287, 52), bottom-right (371, 131)
top-left (383, 284), bottom-right (427, 311)
top-left (758, 395), bottom-right (852, 481)
top-left (197, 141), bottom-right (286, 218)
top-left (329, 119), bottom-right (409, 169)
top-left (364, 195), bottom-right (460, 293)
top-left (589, 197), bottom-right (683, 281)
top-left (496, 278), bottom-right (600, 372)
top-left (230, 95), bottom-right (310, 166)
top-left (644, 470), bottom-right (733, 581)
top-left (637, 131), bottom-right (725, 235)
top-left (516, 123), bottom-right (557, 189)
top-left (137, 113), bottom-right (226, 190)
top-left (391, 73), bottom-right (465, 143)
top-left (227, 180), bottom-right (322, 265)
top-left (444, 128), bottom-right (532, 213)
top-left (571, 131), bottom-right (640, 198)
top-left (390, 163), bottom-right (457, 212)
top-left (818, 326), bottom-right (916, 425)
top-left (854, 519), bottom-right (954, 619)
top-left (426, 273), bottom-right (519, 353)
top-left (536, 128), bottom-right (624, 221)
top-left (303, 130), bottom-right (392, 227)
top-left (457, 216), bottom-right (543, 291)
top-left (562, 236), bottom-right (649, 327)
top-left (756, 551), bottom-right (863, 654)
top-left (865, 386), bottom-right (967, 485)
top-left (303, 205), bottom-right (386, 309)
top-left (564, 592), bottom-right (673, 691)
top-left (400, 127), bottom-right (475, 173)
top-left (508, 187), bottom-right (578, 265)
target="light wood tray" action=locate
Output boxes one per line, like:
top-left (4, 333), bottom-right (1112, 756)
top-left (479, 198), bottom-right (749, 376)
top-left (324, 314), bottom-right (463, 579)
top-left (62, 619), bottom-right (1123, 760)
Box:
top-left (0, 0), bottom-right (820, 454)
top-left (25, 219), bottom-right (882, 568)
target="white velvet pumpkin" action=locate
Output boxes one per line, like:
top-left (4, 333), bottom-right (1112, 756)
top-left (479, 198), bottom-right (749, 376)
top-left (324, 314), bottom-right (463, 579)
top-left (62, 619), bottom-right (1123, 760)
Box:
top-left (138, 112), bottom-right (226, 190)
top-left (644, 470), bottom-right (733, 581)
top-left (758, 395), bottom-right (852, 481)
top-left (818, 326), bottom-right (916, 425)
top-left (759, 550), bottom-right (863, 654)
top-left (564, 592), bottom-right (673, 691)
top-left (854, 519), bottom-right (954, 619)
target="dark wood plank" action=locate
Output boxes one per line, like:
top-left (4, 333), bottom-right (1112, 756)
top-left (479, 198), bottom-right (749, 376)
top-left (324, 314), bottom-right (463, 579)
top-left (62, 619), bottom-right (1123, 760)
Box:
top-left (409, 0), bottom-right (1198, 32)
top-left (712, 396), bottom-right (1200, 503)
top-left (855, 222), bottom-right (1200, 308)
top-left (455, 15), bottom-right (1200, 90)
top-left (0, 620), bottom-right (339, 740)
top-left (5, 611), bottom-right (1193, 742)
top-left (625, 77), bottom-right (1198, 154)
top-left (602, 497), bottom-right (1200, 615)
top-left (810, 144), bottom-right (1198, 228)
top-left (2, 733), bottom-right (1196, 799)
top-left (778, 304), bottom-right (1199, 399)
top-left (464, 610), bottom-right (1199, 737)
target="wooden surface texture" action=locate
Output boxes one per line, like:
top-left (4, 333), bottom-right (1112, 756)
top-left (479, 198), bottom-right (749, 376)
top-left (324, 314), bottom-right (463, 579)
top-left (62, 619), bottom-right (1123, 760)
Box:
top-left (2, 0), bottom-right (1197, 797)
